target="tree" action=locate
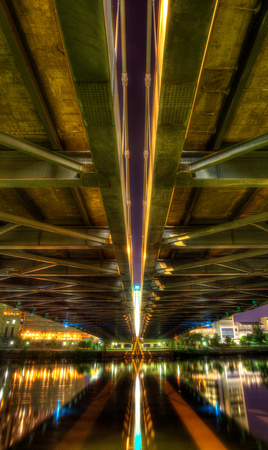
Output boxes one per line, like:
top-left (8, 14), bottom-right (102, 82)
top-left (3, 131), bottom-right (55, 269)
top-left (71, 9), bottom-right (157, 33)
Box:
top-left (240, 335), bottom-right (251, 346)
top-left (225, 336), bottom-right (234, 345)
top-left (252, 322), bottom-right (266, 345)
top-left (78, 339), bottom-right (93, 349)
top-left (203, 335), bottom-right (211, 346)
top-left (210, 333), bottom-right (221, 346)
top-left (46, 339), bottom-right (58, 348)
top-left (189, 332), bottom-right (204, 348)
top-left (14, 336), bottom-right (24, 348)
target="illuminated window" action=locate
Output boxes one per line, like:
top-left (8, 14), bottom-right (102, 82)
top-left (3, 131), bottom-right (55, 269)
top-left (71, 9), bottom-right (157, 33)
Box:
top-left (6, 320), bottom-right (9, 324)
top-left (12, 320), bottom-right (16, 324)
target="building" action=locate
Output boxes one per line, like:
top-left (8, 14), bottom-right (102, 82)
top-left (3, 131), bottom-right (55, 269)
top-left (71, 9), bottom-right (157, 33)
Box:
top-left (21, 312), bottom-right (89, 342)
top-left (234, 321), bottom-right (266, 341)
top-left (0, 303), bottom-right (89, 342)
top-left (260, 317), bottom-right (268, 330)
top-left (0, 304), bottom-right (21, 338)
top-left (212, 317), bottom-right (236, 342)
top-left (189, 326), bottom-right (214, 339)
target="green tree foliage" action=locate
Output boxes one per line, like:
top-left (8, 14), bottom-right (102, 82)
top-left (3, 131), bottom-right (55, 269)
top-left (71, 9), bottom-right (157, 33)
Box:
top-left (225, 335), bottom-right (234, 345)
top-left (14, 336), bottom-right (24, 348)
top-left (78, 339), bottom-right (93, 349)
top-left (210, 333), bottom-right (221, 346)
top-left (46, 339), bottom-right (58, 348)
top-left (252, 321), bottom-right (266, 345)
top-left (203, 335), bottom-right (211, 346)
top-left (189, 332), bottom-right (204, 348)
top-left (240, 335), bottom-right (251, 346)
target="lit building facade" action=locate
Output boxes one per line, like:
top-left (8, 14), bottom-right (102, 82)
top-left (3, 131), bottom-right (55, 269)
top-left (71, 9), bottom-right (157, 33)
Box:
top-left (234, 321), bottom-right (266, 340)
top-left (0, 304), bottom-right (21, 338)
top-left (212, 317), bottom-right (236, 341)
top-left (190, 317), bottom-right (268, 343)
top-left (0, 303), bottom-right (89, 342)
top-left (21, 312), bottom-right (89, 341)
top-left (260, 317), bottom-right (268, 330)
top-left (189, 326), bottom-right (214, 338)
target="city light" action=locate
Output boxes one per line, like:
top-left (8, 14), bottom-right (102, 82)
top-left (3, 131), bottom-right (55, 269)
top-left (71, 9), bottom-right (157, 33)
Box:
top-left (134, 375), bottom-right (141, 450)
top-left (21, 330), bottom-right (88, 341)
top-left (134, 287), bottom-right (141, 337)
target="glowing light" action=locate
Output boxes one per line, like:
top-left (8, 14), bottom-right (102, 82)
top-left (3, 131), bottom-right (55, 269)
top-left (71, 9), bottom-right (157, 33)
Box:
top-left (134, 288), bottom-right (141, 337)
top-left (174, 241), bottom-right (186, 247)
top-left (56, 399), bottom-right (60, 422)
top-left (134, 375), bottom-right (141, 450)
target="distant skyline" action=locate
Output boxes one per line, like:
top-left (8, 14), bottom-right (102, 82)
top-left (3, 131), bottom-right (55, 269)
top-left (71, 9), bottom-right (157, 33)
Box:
top-left (234, 304), bottom-right (268, 322)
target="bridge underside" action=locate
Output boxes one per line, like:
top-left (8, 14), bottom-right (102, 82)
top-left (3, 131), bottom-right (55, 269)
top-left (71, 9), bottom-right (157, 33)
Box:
top-left (141, 0), bottom-right (268, 338)
top-left (0, 0), bottom-right (133, 340)
top-left (0, 0), bottom-right (268, 340)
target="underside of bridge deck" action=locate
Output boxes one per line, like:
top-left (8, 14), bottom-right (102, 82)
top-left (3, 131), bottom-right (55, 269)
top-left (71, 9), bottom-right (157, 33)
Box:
top-left (0, 0), bottom-right (267, 340)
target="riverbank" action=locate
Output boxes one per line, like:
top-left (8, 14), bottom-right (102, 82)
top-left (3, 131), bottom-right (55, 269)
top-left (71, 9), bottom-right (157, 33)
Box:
top-left (175, 346), bottom-right (268, 359)
top-left (0, 348), bottom-right (102, 363)
top-left (1, 346), bottom-right (268, 363)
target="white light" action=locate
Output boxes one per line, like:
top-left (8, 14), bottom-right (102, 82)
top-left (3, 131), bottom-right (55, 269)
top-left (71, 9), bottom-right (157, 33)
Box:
top-left (134, 375), bottom-right (141, 449)
top-left (10, 341), bottom-right (13, 345)
top-left (134, 288), bottom-right (141, 337)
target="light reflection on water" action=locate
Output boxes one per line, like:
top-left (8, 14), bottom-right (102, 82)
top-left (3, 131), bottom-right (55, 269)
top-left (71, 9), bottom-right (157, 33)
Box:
top-left (177, 358), bottom-right (268, 444)
top-left (0, 358), bottom-right (268, 449)
top-left (0, 363), bottom-right (102, 448)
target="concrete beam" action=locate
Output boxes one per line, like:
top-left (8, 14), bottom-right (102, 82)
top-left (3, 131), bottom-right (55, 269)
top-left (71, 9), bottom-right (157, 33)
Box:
top-left (0, 1), bottom-right (61, 149)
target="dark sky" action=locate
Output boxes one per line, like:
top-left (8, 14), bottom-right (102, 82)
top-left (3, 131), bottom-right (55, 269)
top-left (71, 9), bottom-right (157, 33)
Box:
top-left (234, 304), bottom-right (268, 323)
top-left (126, 0), bottom-right (147, 285)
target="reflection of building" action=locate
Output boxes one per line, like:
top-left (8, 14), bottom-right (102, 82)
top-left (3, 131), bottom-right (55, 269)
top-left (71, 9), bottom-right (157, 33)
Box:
top-left (0, 363), bottom-right (100, 448)
top-left (179, 360), bottom-right (249, 432)
top-left (0, 304), bottom-right (21, 338)
top-left (221, 364), bottom-right (248, 430)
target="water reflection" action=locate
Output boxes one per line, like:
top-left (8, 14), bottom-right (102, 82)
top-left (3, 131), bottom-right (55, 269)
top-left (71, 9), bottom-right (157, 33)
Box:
top-left (0, 363), bottom-right (102, 448)
top-left (0, 359), bottom-right (268, 449)
top-left (124, 360), bottom-right (155, 450)
top-left (177, 359), bottom-right (268, 443)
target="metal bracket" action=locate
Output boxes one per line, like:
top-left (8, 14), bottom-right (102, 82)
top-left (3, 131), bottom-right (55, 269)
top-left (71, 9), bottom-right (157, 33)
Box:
top-left (122, 73), bottom-right (128, 86)
top-left (145, 74), bottom-right (151, 87)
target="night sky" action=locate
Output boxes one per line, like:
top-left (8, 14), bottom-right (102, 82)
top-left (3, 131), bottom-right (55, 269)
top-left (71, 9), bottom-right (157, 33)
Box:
top-left (125, 0), bottom-right (147, 285)
top-left (234, 304), bottom-right (268, 323)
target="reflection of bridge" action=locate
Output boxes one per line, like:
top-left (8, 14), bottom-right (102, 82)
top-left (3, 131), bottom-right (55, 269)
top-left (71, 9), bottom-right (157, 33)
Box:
top-left (0, 1), bottom-right (268, 341)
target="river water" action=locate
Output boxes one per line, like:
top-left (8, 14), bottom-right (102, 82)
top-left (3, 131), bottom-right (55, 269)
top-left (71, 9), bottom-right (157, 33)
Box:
top-left (0, 357), bottom-right (268, 449)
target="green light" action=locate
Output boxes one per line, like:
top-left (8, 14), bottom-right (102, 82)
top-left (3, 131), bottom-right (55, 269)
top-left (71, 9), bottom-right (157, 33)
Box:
top-left (134, 285), bottom-right (140, 291)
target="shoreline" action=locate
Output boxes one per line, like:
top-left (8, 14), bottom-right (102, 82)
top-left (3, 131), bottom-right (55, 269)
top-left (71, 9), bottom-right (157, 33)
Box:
top-left (1, 346), bottom-right (268, 363)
